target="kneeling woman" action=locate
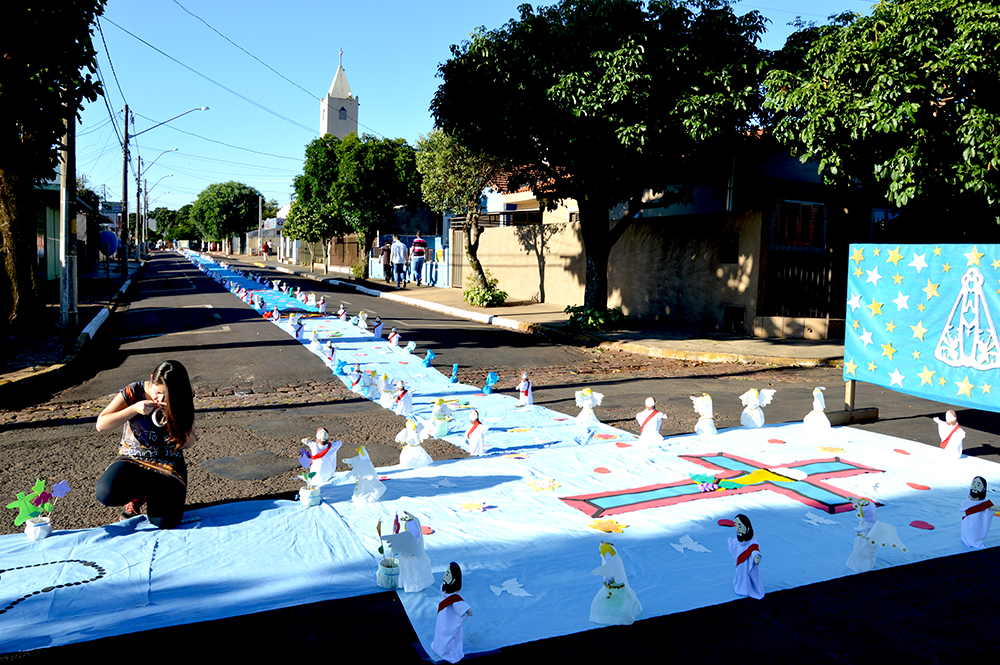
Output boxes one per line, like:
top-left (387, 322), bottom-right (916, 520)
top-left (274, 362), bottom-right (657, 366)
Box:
top-left (95, 360), bottom-right (196, 528)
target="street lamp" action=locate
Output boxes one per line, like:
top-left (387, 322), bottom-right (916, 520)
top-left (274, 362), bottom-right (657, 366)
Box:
top-left (121, 106), bottom-right (207, 270)
top-left (144, 175), bottom-right (173, 249)
top-left (138, 148), bottom-right (177, 253)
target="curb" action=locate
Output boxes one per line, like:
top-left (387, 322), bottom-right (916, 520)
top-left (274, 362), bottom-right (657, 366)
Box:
top-left (0, 261), bottom-right (145, 399)
top-left (222, 256), bottom-right (842, 369)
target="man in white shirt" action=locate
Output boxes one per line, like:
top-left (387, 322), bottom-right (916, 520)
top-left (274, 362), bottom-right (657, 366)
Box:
top-left (390, 235), bottom-right (408, 288)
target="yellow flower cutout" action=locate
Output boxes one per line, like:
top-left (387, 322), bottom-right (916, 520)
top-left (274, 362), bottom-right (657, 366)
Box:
top-left (589, 519), bottom-right (628, 533)
top-left (528, 478), bottom-right (561, 491)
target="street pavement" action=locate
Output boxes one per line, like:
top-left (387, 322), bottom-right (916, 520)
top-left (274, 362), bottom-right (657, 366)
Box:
top-left (1, 251), bottom-right (999, 660)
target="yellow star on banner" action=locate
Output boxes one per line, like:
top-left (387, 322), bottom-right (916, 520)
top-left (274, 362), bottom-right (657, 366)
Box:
top-left (867, 298), bottom-right (884, 316)
top-left (918, 302), bottom-right (926, 313)
top-left (911, 320), bottom-right (928, 341)
top-left (923, 279), bottom-right (939, 301)
top-left (938, 377), bottom-right (948, 386)
top-left (867, 361), bottom-right (878, 372)
top-left (912, 350), bottom-right (921, 360)
top-left (527, 478), bottom-right (561, 491)
top-left (872, 247), bottom-right (881, 257)
top-left (887, 246), bottom-right (903, 266)
top-left (942, 262), bottom-right (952, 273)
top-left (850, 248), bottom-right (865, 265)
top-left (982, 382), bottom-right (993, 395)
top-left (933, 246), bottom-right (943, 256)
top-left (885, 320), bottom-right (896, 333)
top-left (992, 258), bottom-right (1000, 269)
top-left (918, 366), bottom-right (936, 386)
top-left (956, 376), bottom-right (974, 398)
top-left (892, 272), bottom-right (904, 285)
top-left (854, 267), bottom-right (863, 277)
top-left (852, 319), bottom-right (860, 331)
top-left (997, 279), bottom-right (1000, 295)
top-left (966, 246), bottom-right (985, 266)
top-left (589, 519), bottom-right (628, 533)
top-left (844, 358), bottom-right (858, 377)
top-left (881, 342), bottom-right (897, 360)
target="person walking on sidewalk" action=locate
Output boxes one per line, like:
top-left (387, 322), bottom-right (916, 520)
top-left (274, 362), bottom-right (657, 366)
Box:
top-left (410, 232), bottom-right (428, 286)
top-left (390, 235), bottom-right (408, 288)
top-left (379, 238), bottom-right (392, 283)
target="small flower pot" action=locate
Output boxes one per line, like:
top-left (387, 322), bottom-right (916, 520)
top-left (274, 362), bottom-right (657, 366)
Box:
top-left (299, 486), bottom-right (321, 508)
top-left (377, 559), bottom-right (399, 589)
top-left (25, 516), bottom-right (53, 541)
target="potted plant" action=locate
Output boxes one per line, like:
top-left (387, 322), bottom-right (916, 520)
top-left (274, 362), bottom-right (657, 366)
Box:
top-left (375, 516), bottom-right (399, 589)
top-left (297, 449), bottom-right (321, 507)
top-left (6, 479), bottom-right (71, 541)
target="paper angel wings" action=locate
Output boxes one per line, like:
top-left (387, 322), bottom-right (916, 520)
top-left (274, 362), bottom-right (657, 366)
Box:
top-left (739, 388), bottom-right (775, 429)
top-left (575, 388), bottom-right (604, 408)
top-left (380, 511), bottom-right (426, 558)
top-left (690, 393), bottom-right (717, 436)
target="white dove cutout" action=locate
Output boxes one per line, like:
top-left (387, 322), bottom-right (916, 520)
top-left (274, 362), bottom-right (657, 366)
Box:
top-left (670, 535), bottom-right (712, 553)
top-left (490, 578), bottom-right (532, 597)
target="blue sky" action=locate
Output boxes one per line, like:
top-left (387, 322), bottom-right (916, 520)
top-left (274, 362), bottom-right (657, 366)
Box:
top-left (76, 0), bottom-right (876, 213)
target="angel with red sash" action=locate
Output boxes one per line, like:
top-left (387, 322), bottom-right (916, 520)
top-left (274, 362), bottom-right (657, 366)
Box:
top-left (432, 562), bottom-right (472, 663)
top-left (393, 380), bottom-right (413, 418)
top-left (962, 476), bottom-right (996, 549)
top-left (466, 410), bottom-right (487, 456)
top-left (728, 514), bottom-right (764, 599)
top-left (516, 371), bottom-right (533, 406)
top-left (634, 397), bottom-right (664, 442)
top-left (933, 410), bottom-right (966, 459)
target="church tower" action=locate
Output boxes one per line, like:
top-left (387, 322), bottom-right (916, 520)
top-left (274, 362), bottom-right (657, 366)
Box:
top-left (320, 50), bottom-right (359, 138)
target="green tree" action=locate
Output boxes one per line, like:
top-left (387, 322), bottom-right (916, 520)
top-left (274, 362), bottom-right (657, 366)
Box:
top-left (415, 129), bottom-right (506, 292)
top-left (334, 133), bottom-right (421, 278)
top-left (764, 0), bottom-right (1000, 226)
top-left (431, 0), bottom-right (767, 310)
top-left (0, 1), bottom-right (106, 328)
top-left (189, 181), bottom-right (263, 249)
top-left (285, 134), bottom-right (348, 264)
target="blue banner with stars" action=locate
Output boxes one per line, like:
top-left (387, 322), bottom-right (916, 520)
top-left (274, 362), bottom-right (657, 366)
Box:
top-left (843, 244), bottom-right (1000, 412)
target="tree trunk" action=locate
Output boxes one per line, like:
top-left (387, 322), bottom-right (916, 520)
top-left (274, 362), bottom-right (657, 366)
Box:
top-left (577, 196), bottom-right (635, 311)
top-left (464, 213), bottom-right (489, 290)
top-left (0, 168), bottom-right (40, 329)
top-left (360, 231), bottom-right (373, 279)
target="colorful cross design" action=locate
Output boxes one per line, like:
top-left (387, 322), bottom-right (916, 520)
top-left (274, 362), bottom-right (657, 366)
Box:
top-left (560, 452), bottom-right (883, 518)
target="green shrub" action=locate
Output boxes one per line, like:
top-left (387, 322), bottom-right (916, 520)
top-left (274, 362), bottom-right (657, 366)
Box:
top-left (463, 269), bottom-right (508, 307)
top-left (351, 259), bottom-right (366, 279)
top-left (564, 304), bottom-right (625, 330)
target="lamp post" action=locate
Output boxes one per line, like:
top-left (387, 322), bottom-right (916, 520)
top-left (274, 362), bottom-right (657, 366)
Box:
top-left (121, 107), bottom-right (207, 267)
top-left (144, 175), bottom-right (173, 249)
top-left (138, 149), bottom-right (176, 254)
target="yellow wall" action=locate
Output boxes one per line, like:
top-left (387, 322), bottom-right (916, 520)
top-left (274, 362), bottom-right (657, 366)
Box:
top-left (470, 210), bottom-right (762, 331)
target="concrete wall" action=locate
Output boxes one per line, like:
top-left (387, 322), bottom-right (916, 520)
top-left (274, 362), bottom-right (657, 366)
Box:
top-left (472, 210), bottom-right (761, 332)
top-left (608, 211), bottom-right (762, 332)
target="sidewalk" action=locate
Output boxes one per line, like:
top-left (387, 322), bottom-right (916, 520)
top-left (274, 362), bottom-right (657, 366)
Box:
top-left (0, 257), bottom-right (144, 402)
top-left (217, 252), bottom-right (845, 368)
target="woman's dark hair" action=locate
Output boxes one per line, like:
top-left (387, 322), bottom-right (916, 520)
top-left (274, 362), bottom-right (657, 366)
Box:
top-left (152, 360), bottom-right (194, 446)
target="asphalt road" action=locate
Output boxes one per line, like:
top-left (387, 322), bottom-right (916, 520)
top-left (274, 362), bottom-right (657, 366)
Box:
top-left (2, 252), bottom-right (999, 661)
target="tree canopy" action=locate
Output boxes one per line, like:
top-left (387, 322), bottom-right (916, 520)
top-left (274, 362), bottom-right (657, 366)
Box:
top-left (0, 1), bottom-right (106, 327)
top-left (764, 0), bottom-right (1000, 225)
top-left (189, 181), bottom-right (262, 242)
top-left (415, 129), bottom-right (507, 290)
top-left (285, 134), bottom-right (348, 251)
top-left (431, 0), bottom-right (767, 309)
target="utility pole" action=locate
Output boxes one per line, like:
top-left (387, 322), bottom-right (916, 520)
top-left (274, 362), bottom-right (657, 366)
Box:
top-left (135, 159), bottom-right (142, 259)
top-left (120, 104), bottom-right (129, 275)
top-left (258, 195), bottom-right (262, 257)
top-left (59, 108), bottom-right (78, 329)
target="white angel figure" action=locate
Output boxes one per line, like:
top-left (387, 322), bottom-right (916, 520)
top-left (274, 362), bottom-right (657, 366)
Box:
top-left (380, 511), bottom-right (434, 592)
top-left (430, 398), bottom-right (454, 438)
top-left (301, 428), bottom-right (342, 486)
top-left (739, 388), bottom-right (776, 428)
top-left (377, 374), bottom-right (394, 409)
top-left (590, 541), bottom-right (642, 625)
top-left (356, 310), bottom-right (369, 330)
top-left (803, 386), bottom-right (832, 431)
top-left (575, 388), bottom-right (604, 426)
top-left (342, 446), bottom-right (385, 504)
top-left (690, 393), bottom-right (717, 436)
top-left (396, 420), bottom-right (433, 468)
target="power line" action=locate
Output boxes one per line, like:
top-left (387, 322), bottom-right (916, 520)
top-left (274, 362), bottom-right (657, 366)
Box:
top-left (170, 0), bottom-right (317, 100)
top-left (102, 16), bottom-right (318, 136)
top-left (131, 111), bottom-right (303, 162)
